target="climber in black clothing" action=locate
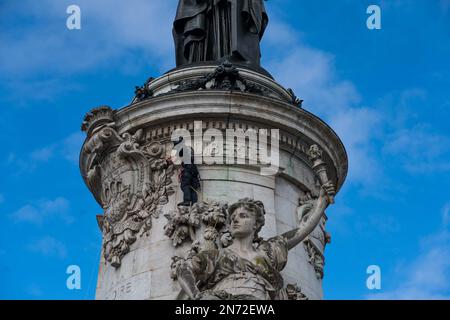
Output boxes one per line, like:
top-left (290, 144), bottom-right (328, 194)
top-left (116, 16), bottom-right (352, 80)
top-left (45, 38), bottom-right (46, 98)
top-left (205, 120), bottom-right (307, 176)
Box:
top-left (171, 137), bottom-right (201, 207)
top-left (180, 160), bottom-right (200, 206)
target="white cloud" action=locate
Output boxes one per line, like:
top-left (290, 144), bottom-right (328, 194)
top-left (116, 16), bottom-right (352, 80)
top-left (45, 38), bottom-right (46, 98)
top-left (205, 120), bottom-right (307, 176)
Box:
top-left (263, 18), bottom-right (302, 48)
top-left (0, 1), bottom-right (178, 104)
top-left (371, 88), bottom-right (450, 175)
top-left (2, 1), bottom-right (446, 188)
top-left (368, 203), bottom-right (450, 300)
top-left (264, 16), bottom-right (383, 188)
top-left (329, 108), bottom-right (383, 186)
top-left (384, 124), bottom-right (450, 174)
top-left (370, 246), bottom-right (450, 300)
top-left (61, 132), bottom-right (85, 165)
top-left (265, 15), bottom-right (449, 189)
top-left (6, 131), bottom-right (85, 173)
top-left (2, 79), bottom-right (83, 105)
top-left (30, 146), bottom-right (55, 162)
top-left (10, 197), bottom-right (72, 225)
top-left (10, 205), bottom-right (41, 224)
top-left (28, 236), bottom-right (67, 259)
top-left (0, 0), bottom-right (177, 79)
top-left (357, 214), bottom-right (401, 235)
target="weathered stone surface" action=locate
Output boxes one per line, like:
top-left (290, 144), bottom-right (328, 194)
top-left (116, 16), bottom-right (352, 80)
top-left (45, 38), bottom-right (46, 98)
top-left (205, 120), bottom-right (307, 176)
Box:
top-left (143, 64), bottom-right (292, 103)
top-left (100, 271), bottom-right (152, 300)
top-left (81, 68), bottom-right (347, 300)
top-left (167, 193), bottom-right (332, 300)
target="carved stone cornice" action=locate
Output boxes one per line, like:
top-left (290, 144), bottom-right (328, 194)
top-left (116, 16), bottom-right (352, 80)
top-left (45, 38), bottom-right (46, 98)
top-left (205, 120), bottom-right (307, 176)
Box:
top-left (112, 92), bottom-right (348, 193)
top-left (129, 63), bottom-right (296, 107)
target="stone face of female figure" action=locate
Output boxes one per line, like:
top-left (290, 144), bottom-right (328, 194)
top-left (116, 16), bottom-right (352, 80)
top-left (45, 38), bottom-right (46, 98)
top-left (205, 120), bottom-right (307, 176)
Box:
top-left (173, 0), bottom-right (268, 67)
top-left (173, 184), bottom-right (334, 300)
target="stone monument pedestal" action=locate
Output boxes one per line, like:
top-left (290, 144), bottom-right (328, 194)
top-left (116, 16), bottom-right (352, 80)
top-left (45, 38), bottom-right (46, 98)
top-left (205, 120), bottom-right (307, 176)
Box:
top-left (80, 63), bottom-right (347, 300)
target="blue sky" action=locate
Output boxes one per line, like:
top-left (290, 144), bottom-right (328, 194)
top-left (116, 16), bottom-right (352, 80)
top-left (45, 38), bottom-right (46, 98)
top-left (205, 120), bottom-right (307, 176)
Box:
top-left (0, 0), bottom-right (449, 299)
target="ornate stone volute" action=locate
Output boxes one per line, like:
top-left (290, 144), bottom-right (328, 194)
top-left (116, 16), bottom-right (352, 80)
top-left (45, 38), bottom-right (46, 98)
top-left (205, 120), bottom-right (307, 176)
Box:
top-left (81, 106), bottom-right (115, 137)
top-left (80, 106), bottom-right (176, 268)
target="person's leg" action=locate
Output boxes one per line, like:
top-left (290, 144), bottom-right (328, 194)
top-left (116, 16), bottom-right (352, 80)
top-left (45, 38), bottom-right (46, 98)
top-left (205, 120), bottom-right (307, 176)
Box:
top-left (191, 187), bottom-right (198, 204)
top-left (179, 183), bottom-right (191, 206)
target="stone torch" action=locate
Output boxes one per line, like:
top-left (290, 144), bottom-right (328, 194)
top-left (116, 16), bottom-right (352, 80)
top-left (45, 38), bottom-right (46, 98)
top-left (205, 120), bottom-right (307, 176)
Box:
top-left (308, 144), bottom-right (335, 204)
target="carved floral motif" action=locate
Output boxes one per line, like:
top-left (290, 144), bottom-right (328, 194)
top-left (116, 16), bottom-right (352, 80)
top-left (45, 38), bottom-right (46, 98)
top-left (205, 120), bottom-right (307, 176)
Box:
top-left (164, 200), bottom-right (228, 247)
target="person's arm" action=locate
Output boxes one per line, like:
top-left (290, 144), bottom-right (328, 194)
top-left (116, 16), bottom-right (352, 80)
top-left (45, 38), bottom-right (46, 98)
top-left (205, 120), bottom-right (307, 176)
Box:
top-left (282, 183), bottom-right (334, 251)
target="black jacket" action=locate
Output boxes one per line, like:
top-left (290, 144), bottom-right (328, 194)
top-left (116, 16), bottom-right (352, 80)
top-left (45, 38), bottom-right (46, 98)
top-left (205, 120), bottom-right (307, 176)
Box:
top-left (180, 163), bottom-right (201, 189)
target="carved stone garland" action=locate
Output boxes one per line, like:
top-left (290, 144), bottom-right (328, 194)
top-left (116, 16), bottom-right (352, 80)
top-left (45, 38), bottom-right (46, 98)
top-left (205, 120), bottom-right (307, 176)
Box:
top-left (164, 200), bottom-right (229, 249)
top-left (129, 62), bottom-right (299, 105)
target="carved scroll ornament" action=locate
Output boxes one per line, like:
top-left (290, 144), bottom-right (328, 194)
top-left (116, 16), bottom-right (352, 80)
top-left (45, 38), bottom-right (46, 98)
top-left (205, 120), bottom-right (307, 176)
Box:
top-left (81, 107), bottom-right (175, 268)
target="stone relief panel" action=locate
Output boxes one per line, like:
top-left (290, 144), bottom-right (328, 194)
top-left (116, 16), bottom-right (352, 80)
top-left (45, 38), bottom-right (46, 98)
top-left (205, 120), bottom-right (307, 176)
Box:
top-left (165, 189), bottom-right (333, 300)
top-left (81, 107), bottom-right (176, 268)
top-left (298, 193), bottom-right (331, 280)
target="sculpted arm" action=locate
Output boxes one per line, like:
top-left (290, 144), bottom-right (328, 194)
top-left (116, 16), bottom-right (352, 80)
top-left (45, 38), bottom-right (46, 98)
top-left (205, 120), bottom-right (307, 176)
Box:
top-left (282, 184), bottom-right (334, 251)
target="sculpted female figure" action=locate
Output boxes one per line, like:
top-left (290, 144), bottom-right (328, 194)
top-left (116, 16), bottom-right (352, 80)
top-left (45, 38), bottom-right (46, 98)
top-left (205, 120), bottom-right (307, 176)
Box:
top-left (173, 0), bottom-right (268, 67)
top-left (172, 184), bottom-right (334, 300)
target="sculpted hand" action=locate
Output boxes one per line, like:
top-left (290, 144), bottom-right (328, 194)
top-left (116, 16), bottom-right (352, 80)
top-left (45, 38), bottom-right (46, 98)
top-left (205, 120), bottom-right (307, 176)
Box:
top-left (317, 182), bottom-right (335, 209)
